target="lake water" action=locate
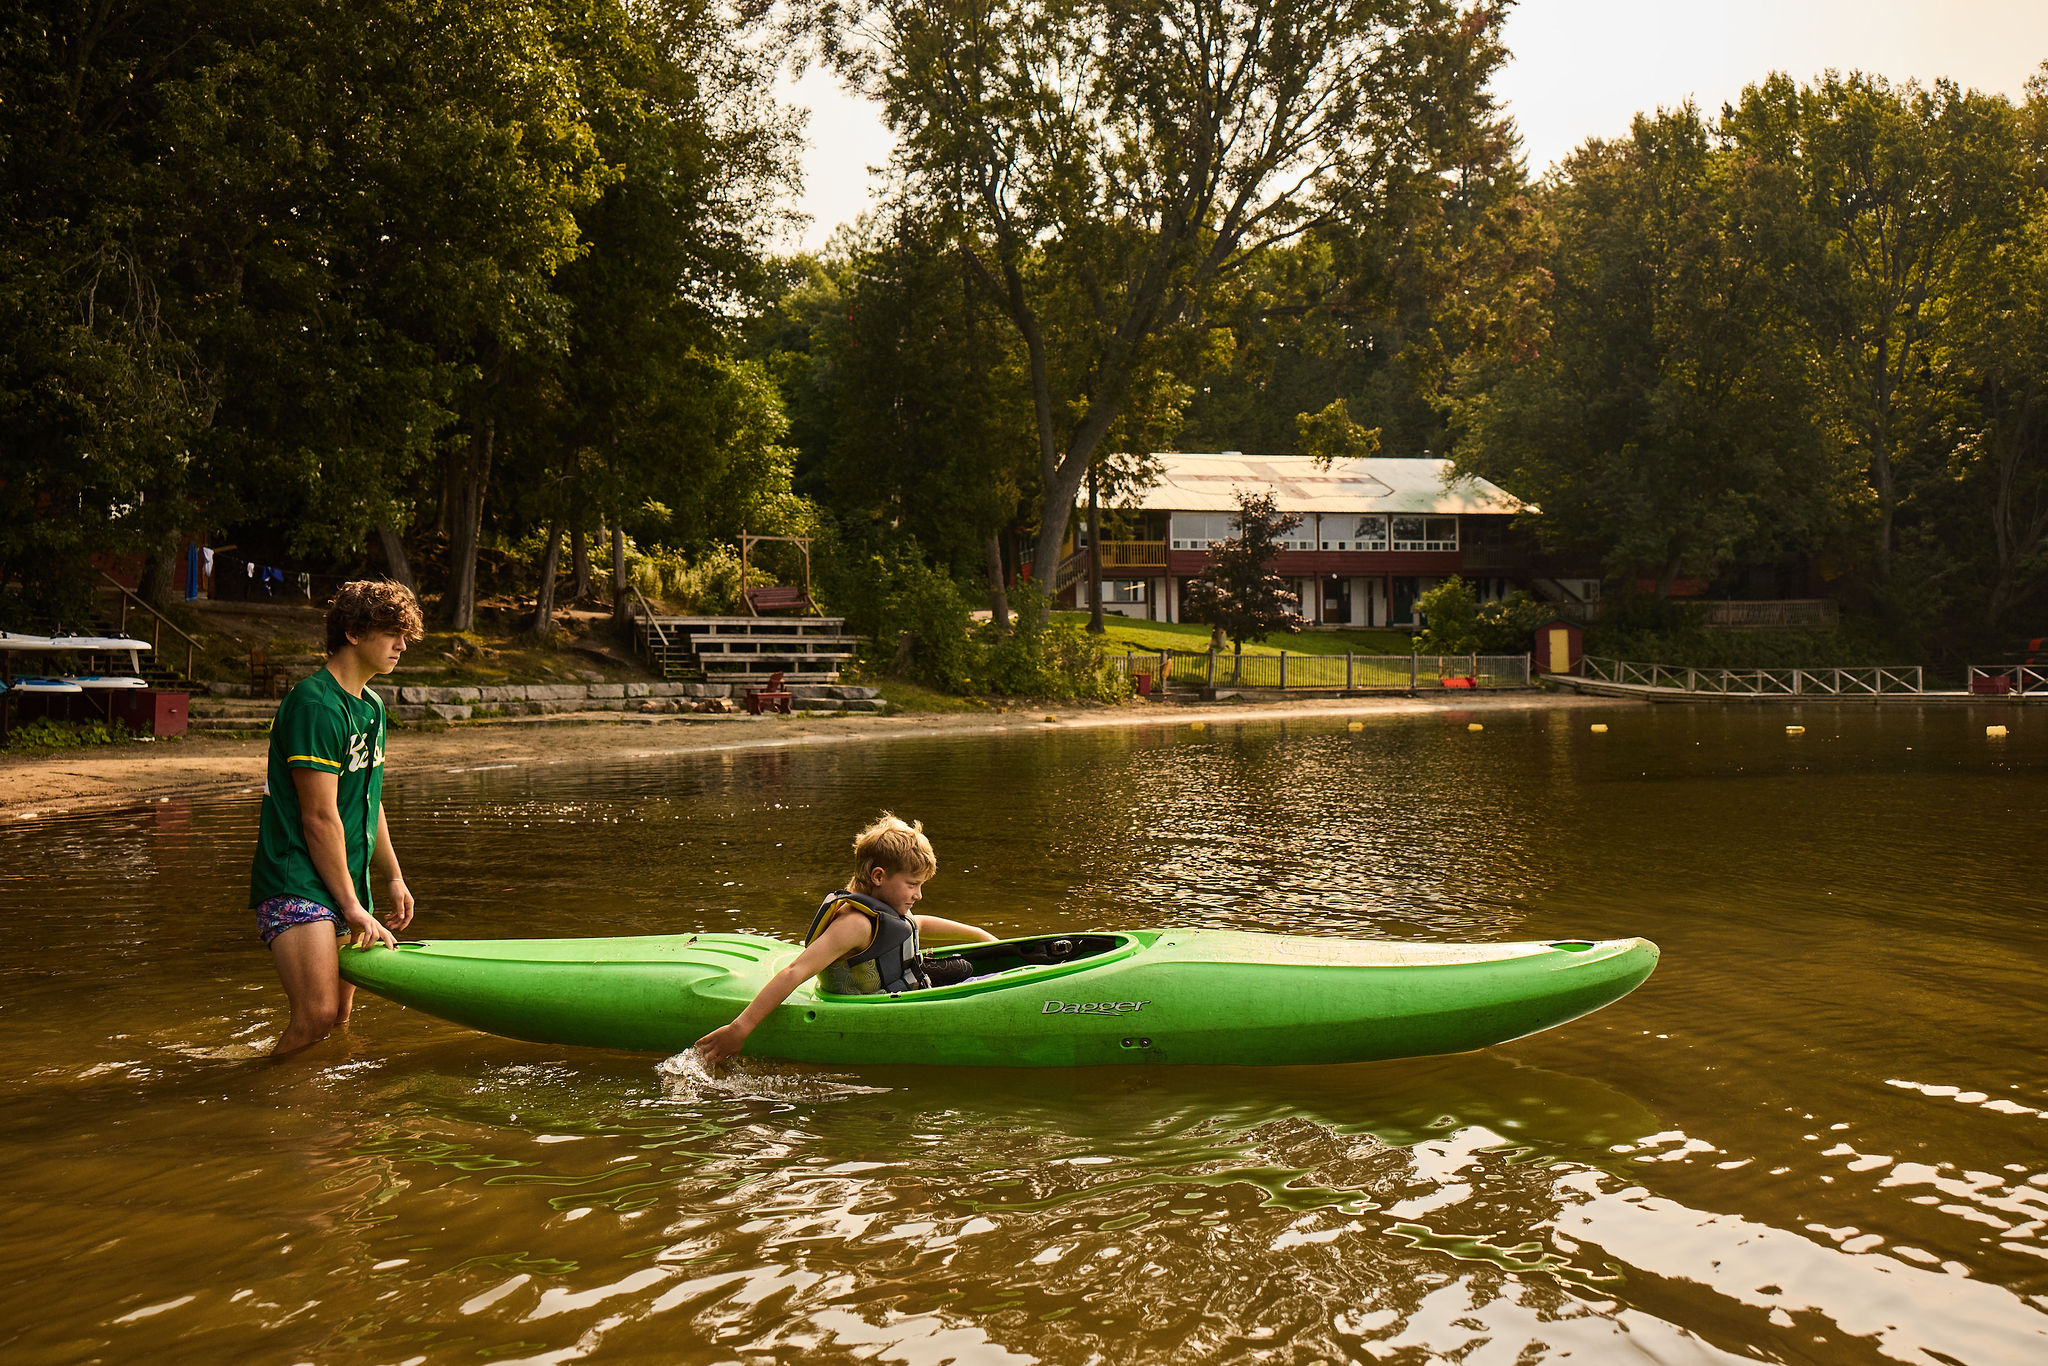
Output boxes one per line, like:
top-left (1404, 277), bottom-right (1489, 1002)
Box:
top-left (2, 703), bottom-right (2045, 1364)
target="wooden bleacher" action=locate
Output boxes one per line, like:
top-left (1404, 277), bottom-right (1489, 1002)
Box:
top-left (631, 613), bottom-right (860, 684)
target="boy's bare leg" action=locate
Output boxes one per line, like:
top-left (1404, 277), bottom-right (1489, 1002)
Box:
top-left (270, 922), bottom-right (347, 1058)
top-left (334, 978), bottom-right (358, 1026)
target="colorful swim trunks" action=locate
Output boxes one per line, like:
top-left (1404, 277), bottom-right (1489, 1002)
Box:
top-left (255, 895), bottom-right (346, 944)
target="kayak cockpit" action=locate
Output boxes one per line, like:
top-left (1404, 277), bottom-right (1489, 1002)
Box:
top-left (936, 932), bottom-right (1127, 975)
top-left (810, 932), bottom-right (1141, 1004)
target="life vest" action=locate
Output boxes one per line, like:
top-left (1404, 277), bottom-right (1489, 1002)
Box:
top-left (805, 890), bottom-right (928, 995)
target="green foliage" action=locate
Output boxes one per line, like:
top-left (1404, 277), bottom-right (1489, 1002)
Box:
top-left (754, 217), bottom-right (1031, 584)
top-left (834, 0), bottom-right (1519, 585)
top-left (974, 587), bottom-right (1132, 702)
top-left (1181, 489), bottom-right (1305, 651)
top-left (5, 718), bottom-right (137, 753)
top-left (1451, 102), bottom-right (1843, 592)
top-left (1295, 399), bottom-right (1381, 467)
top-left (0, 0), bottom-right (801, 622)
top-left (627, 542), bottom-right (751, 615)
top-left (821, 542), bottom-right (1127, 699)
top-left (1415, 578), bottom-right (1550, 654)
top-left (1583, 594), bottom-right (1907, 669)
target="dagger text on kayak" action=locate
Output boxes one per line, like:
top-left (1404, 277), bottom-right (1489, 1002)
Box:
top-left (1041, 999), bottom-right (1150, 1015)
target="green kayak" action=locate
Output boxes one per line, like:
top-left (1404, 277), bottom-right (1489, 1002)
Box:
top-left (339, 929), bottom-right (1658, 1067)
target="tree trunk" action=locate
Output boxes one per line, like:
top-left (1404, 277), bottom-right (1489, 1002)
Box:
top-left (138, 527), bottom-right (179, 610)
top-left (1654, 552), bottom-right (1683, 600)
top-left (373, 522), bottom-right (415, 590)
top-left (443, 417), bottom-right (494, 631)
top-left (985, 533), bottom-right (1010, 631)
top-left (528, 522), bottom-right (562, 641)
top-left (1087, 460), bottom-right (1105, 633)
top-left (434, 448), bottom-right (457, 538)
top-left (570, 523), bottom-right (591, 604)
top-left (569, 458), bottom-right (591, 603)
top-left (609, 521), bottom-right (628, 629)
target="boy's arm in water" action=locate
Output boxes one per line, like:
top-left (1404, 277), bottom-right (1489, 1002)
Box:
top-left (291, 768), bottom-right (397, 950)
top-left (694, 912), bottom-right (873, 1066)
top-left (369, 806), bottom-right (415, 933)
top-left (915, 915), bottom-right (997, 944)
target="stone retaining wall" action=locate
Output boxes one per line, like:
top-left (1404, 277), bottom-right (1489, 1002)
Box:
top-left (295, 678), bottom-right (893, 722)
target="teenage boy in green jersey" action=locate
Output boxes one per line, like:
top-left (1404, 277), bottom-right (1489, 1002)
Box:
top-left (250, 580), bottom-right (425, 1057)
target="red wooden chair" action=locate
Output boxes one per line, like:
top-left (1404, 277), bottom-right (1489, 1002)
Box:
top-left (744, 671), bottom-right (794, 715)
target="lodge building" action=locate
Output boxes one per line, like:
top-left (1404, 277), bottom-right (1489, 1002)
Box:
top-left (1052, 452), bottom-right (1577, 627)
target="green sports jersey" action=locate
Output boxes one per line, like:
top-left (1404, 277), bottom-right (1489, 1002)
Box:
top-left (249, 666), bottom-right (386, 912)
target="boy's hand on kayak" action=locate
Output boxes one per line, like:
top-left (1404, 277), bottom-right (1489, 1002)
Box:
top-left (343, 905), bottom-right (397, 950)
top-left (694, 1023), bottom-right (748, 1066)
top-left (381, 876), bottom-right (416, 931)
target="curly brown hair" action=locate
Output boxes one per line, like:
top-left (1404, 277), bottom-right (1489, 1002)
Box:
top-left (325, 580), bottom-right (426, 654)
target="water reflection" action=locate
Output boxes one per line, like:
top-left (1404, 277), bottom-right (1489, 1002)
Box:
top-left (1, 704), bottom-right (2044, 1363)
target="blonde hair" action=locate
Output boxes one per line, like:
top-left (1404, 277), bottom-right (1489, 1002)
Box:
top-left (846, 812), bottom-right (937, 893)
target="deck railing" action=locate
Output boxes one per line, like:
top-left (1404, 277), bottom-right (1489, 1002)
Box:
top-left (97, 570), bottom-right (199, 680)
top-left (1096, 540), bottom-right (1167, 570)
top-left (1110, 650), bottom-right (1531, 692)
top-left (1580, 656), bottom-right (1925, 695)
top-left (1967, 664), bottom-right (2046, 696)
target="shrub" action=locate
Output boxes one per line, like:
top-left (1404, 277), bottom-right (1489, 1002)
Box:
top-left (1416, 579), bottom-right (1552, 655)
top-left (626, 542), bottom-right (753, 615)
top-left (5, 718), bottom-right (136, 752)
top-left (975, 586), bottom-right (1132, 702)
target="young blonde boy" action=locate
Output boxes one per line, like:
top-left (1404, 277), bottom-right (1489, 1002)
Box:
top-left (694, 814), bottom-right (994, 1064)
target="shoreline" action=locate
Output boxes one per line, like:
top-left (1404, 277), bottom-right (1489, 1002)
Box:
top-left (1, 691), bottom-right (1641, 822)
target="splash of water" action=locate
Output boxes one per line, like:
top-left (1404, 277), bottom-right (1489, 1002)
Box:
top-left (655, 1049), bottom-right (891, 1103)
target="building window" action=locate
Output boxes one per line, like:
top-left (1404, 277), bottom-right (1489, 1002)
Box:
top-left (1324, 515), bottom-right (1388, 551)
top-left (1392, 516), bottom-right (1457, 551)
top-left (1169, 513), bottom-right (1237, 549)
top-left (1281, 514), bottom-right (1316, 552)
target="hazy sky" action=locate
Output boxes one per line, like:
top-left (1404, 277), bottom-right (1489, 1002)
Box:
top-left (778, 1), bottom-right (2048, 252)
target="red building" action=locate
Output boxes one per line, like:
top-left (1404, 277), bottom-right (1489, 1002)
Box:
top-left (1058, 452), bottom-right (1569, 627)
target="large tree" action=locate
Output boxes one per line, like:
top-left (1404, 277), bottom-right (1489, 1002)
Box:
top-left (820, 0), bottom-right (1515, 606)
top-left (1452, 104), bottom-right (1845, 593)
top-left (1723, 72), bottom-right (2029, 587)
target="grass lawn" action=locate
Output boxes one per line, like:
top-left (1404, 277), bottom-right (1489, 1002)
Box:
top-left (1056, 612), bottom-right (1416, 657)
top-left (871, 679), bottom-right (997, 713)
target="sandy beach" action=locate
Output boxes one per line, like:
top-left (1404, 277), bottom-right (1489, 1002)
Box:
top-left (0, 691), bottom-right (1638, 821)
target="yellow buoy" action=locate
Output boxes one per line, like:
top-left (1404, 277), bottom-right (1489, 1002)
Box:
top-left (1043, 714), bottom-right (1058, 723)
top-left (1590, 723), bottom-right (1608, 733)
top-left (1467, 722), bottom-right (1484, 732)
top-left (1786, 725), bottom-right (1805, 735)
top-left (1988, 724), bottom-right (2009, 738)
top-left (1190, 721), bottom-right (1206, 731)
top-left (1347, 720), bottom-right (1363, 732)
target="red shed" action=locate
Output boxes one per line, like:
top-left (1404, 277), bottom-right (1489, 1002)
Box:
top-left (1535, 617), bottom-right (1584, 676)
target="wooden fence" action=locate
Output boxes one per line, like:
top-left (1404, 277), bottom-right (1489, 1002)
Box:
top-left (1580, 656), bottom-right (1924, 695)
top-left (1111, 651), bottom-right (1532, 692)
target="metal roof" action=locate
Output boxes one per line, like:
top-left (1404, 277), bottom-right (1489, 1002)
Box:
top-left (1127, 452), bottom-right (1530, 516)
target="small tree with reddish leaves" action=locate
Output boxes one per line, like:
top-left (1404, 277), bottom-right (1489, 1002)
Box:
top-left (1182, 488), bottom-right (1303, 679)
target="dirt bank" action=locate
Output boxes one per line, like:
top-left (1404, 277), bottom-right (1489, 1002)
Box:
top-left (0, 691), bottom-right (1640, 821)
